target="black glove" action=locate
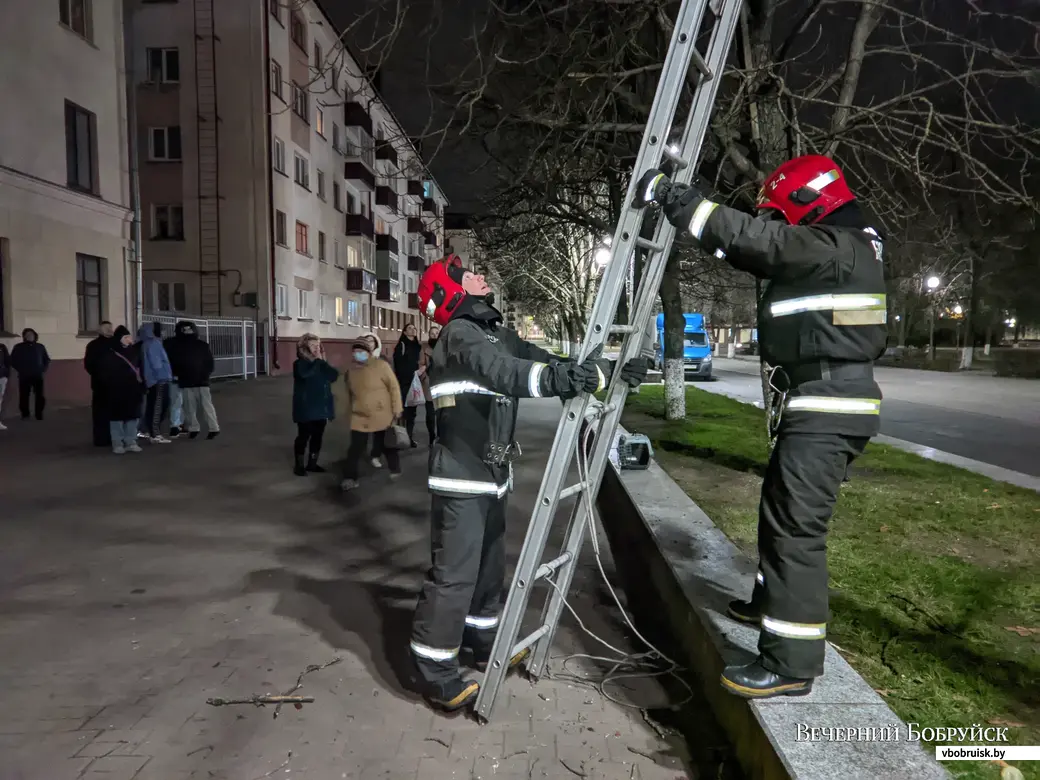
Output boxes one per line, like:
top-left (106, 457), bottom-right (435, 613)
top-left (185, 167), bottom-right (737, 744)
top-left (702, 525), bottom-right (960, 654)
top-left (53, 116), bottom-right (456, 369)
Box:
top-left (616, 356), bottom-right (649, 388)
top-left (555, 345), bottom-right (613, 399)
top-left (634, 169), bottom-right (706, 233)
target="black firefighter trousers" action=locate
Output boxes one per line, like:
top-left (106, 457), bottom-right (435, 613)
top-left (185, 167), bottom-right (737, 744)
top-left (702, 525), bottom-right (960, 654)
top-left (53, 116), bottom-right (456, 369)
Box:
top-left (746, 431), bottom-right (868, 680)
top-left (410, 492), bottom-right (507, 690)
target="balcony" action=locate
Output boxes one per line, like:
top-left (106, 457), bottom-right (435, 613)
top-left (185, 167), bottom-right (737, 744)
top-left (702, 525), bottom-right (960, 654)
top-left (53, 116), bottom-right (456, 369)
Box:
top-left (424, 230), bottom-right (439, 248)
top-left (345, 213), bottom-right (374, 238)
top-left (343, 101), bottom-right (373, 136)
top-left (375, 185), bottom-right (398, 214)
top-left (407, 254), bottom-right (425, 273)
top-left (377, 279), bottom-right (401, 303)
top-left (422, 198), bottom-right (438, 216)
top-left (375, 233), bottom-right (399, 256)
top-left (407, 180), bottom-right (424, 198)
top-left (344, 162), bottom-right (375, 190)
top-left (407, 292), bottom-right (421, 310)
top-left (346, 268), bottom-right (377, 295)
top-left (375, 140), bottom-right (398, 166)
top-left (407, 216), bottom-right (424, 235)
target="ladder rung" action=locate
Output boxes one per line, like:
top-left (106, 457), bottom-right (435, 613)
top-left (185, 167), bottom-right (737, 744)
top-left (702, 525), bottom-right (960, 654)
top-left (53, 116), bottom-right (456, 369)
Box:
top-left (691, 49), bottom-right (712, 79)
top-left (535, 551), bottom-right (573, 581)
top-left (662, 146), bottom-right (690, 169)
top-left (509, 626), bottom-right (549, 662)
top-left (609, 324), bottom-right (636, 334)
top-left (557, 482), bottom-right (586, 501)
top-left (635, 236), bottom-right (665, 253)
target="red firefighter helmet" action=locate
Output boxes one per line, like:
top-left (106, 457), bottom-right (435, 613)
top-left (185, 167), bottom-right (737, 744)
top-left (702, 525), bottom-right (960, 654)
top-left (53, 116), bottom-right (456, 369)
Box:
top-left (417, 254), bottom-right (469, 326)
top-left (756, 154), bottom-right (856, 225)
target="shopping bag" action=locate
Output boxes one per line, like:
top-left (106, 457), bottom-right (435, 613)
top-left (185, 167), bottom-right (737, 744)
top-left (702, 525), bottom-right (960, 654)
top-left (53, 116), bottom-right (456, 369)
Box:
top-left (405, 372), bottom-right (425, 407)
top-left (384, 424), bottom-right (411, 450)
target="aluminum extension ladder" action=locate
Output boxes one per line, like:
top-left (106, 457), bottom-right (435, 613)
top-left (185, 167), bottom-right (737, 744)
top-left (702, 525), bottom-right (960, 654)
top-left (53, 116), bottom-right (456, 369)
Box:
top-left (473, 0), bottom-right (745, 722)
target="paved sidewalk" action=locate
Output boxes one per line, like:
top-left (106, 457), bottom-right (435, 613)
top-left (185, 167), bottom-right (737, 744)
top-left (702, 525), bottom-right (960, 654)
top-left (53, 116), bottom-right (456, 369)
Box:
top-left (0, 379), bottom-right (697, 780)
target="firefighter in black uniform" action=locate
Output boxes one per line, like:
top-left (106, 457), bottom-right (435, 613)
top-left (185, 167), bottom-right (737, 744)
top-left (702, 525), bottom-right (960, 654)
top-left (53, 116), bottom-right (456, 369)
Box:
top-left (637, 154), bottom-right (888, 699)
top-left (410, 254), bottom-right (648, 711)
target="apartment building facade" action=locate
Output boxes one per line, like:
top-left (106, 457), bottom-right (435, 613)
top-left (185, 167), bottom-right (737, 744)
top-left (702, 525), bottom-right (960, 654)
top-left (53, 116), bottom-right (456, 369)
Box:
top-left (0, 0), bottom-right (133, 414)
top-left (127, 0), bottom-right (448, 369)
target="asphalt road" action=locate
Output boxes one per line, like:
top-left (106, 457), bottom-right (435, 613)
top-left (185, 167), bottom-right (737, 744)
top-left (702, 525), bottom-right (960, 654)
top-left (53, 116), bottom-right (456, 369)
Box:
top-left (696, 358), bottom-right (1040, 478)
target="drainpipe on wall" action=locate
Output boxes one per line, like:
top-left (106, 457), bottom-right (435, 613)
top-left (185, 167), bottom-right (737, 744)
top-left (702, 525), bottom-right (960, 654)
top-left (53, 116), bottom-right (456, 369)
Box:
top-left (260, 4), bottom-right (278, 371)
top-left (125, 4), bottom-right (144, 334)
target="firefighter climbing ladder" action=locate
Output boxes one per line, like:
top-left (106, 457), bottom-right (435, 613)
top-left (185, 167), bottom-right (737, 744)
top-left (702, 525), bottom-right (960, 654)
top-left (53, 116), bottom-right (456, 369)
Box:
top-left (474, 0), bottom-right (744, 722)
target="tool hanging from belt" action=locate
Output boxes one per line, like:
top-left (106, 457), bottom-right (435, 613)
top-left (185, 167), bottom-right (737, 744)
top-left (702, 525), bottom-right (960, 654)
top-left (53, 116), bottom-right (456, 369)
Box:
top-left (764, 364), bottom-right (787, 448)
top-left (763, 360), bottom-right (877, 447)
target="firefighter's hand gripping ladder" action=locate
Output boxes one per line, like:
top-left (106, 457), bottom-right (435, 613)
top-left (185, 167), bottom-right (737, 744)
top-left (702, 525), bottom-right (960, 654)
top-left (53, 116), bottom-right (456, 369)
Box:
top-left (473, 0), bottom-right (745, 723)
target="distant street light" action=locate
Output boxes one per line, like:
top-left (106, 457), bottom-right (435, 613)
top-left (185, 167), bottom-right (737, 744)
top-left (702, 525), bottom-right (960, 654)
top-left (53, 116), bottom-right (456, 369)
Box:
top-left (1006, 317), bottom-right (1017, 327)
top-left (667, 144), bottom-right (680, 155)
top-left (594, 248), bottom-right (611, 268)
top-left (953, 304), bottom-right (963, 315)
top-left (926, 275), bottom-right (941, 290)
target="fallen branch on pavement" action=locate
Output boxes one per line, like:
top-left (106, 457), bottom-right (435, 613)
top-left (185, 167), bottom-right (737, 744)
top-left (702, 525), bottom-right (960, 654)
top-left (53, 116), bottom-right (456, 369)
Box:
top-left (206, 656), bottom-right (343, 718)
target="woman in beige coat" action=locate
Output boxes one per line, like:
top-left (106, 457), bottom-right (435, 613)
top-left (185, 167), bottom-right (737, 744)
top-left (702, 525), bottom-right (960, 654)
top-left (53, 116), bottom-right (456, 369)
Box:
top-left (340, 335), bottom-right (403, 490)
top-left (417, 324), bottom-right (440, 444)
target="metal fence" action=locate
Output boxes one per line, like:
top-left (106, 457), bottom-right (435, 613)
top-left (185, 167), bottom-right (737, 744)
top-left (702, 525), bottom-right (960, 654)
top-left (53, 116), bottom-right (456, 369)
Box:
top-left (143, 314), bottom-right (263, 380)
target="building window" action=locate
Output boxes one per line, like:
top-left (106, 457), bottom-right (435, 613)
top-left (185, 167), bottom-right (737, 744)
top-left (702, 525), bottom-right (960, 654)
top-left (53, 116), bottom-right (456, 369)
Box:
top-left (319, 293), bottom-right (330, 323)
top-left (270, 59), bottom-right (283, 101)
top-left (293, 153), bottom-right (309, 189)
top-left (268, 0), bottom-right (282, 25)
top-left (346, 192), bottom-right (357, 214)
top-left (333, 238), bottom-right (342, 268)
top-left (318, 231), bottom-right (326, 262)
top-left (377, 307), bottom-right (387, 329)
top-left (332, 123), bottom-right (342, 153)
top-left (297, 287), bottom-right (310, 319)
top-left (64, 101), bottom-right (97, 194)
top-left (273, 137), bottom-right (286, 173)
top-left (275, 282), bottom-right (288, 315)
top-left (291, 83), bottom-right (308, 122)
top-left (335, 297), bottom-right (344, 325)
top-left (333, 181), bottom-right (342, 211)
top-left (330, 69), bottom-right (340, 95)
top-left (295, 221), bottom-right (309, 254)
top-left (313, 41), bottom-right (322, 70)
top-left (149, 126), bottom-right (182, 161)
top-left (275, 210), bottom-right (287, 246)
top-left (76, 253), bottom-right (103, 334)
top-left (346, 243), bottom-right (358, 269)
top-left (60, 0), bottom-right (91, 40)
top-left (362, 303), bottom-right (370, 327)
top-left (375, 217), bottom-right (387, 235)
top-left (316, 106), bottom-right (325, 137)
top-left (151, 204), bottom-right (184, 240)
top-left (316, 169), bottom-right (325, 200)
top-left (153, 281), bottom-right (187, 312)
top-left (347, 299), bottom-right (359, 325)
top-left (147, 48), bottom-right (180, 83)
top-left (290, 11), bottom-right (306, 50)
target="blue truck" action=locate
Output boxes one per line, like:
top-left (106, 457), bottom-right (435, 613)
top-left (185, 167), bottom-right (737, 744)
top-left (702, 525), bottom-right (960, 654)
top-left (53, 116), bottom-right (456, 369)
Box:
top-left (654, 312), bottom-right (713, 380)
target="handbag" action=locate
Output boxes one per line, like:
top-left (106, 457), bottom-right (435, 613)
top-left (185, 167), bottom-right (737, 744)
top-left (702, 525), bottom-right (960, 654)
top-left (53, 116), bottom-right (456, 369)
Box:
top-left (404, 372), bottom-right (425, 407)
top-left (384, 424), bottom-right (410, 450)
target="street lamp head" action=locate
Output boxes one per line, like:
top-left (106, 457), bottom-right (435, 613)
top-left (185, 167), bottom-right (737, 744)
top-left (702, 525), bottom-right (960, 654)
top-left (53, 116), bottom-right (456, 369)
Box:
top-left (953, 304), bottom-right (963, 315)
top-left (594, 248), bottom-right (611, 268)
top-left (926, 276), bottom-right (941, 290)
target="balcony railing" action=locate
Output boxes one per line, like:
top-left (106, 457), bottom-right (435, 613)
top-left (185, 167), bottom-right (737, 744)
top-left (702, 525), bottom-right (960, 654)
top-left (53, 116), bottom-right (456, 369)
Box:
top-left (376, 251), bottom-right (400, 282)
top-left (345, 213), bottom-right (374, 238)
top-left (375, 140), bottom-right (398, 166)
top-left (344, 162), bottom-right (375, 190)
top-left (407, 216), bottom-right (424, 235)
top-left (422, 198), bottom-right (438, 216)
top-left (424, 230), bottom-right (439, 248)
top-left (376, 233), bottom-right (399, 255)
top-left (407, 180), bottom-right (424, 198)
top-left (377, 279), bottom-right (401, 303)
top-left (345, 128), bottom-right (375, 170)
top-left (407, 292), bottom-right (421, 310)
top-left (407, 254), bottom-right (424, 273)
top-left (346, 268), bottom-right (377, 295)
top-left (375, 185), bottom-right (398, 214)
top-left (343, 101), bottom-right (373, 137)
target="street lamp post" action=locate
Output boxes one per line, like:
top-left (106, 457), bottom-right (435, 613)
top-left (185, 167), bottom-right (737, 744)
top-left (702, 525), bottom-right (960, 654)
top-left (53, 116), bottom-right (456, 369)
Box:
top-left (924, 275), bottom-right (942, 360)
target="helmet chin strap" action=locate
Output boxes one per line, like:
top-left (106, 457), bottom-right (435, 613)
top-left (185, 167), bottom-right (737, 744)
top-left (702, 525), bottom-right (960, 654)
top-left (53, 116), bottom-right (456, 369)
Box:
top-left (474, 291), bottom-right (496, 307)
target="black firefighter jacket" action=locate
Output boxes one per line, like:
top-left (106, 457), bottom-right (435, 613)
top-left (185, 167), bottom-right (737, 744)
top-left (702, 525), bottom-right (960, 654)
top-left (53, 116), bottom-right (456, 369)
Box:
top-left (688, 201), bottom-right (888, 437)
top-left (427, 302), bottom-right (587, 499)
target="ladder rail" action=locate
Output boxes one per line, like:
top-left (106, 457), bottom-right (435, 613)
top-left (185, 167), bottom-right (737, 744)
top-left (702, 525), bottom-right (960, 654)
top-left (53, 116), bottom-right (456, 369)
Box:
top-left (527, 0), bottom-right (745, 679)
top-left (472, 0), bottom-right (723, 723)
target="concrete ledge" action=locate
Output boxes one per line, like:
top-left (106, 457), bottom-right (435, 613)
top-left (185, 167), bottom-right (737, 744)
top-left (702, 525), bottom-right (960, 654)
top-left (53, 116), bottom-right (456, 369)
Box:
top-left (597, 435), bottom-right (950, 780)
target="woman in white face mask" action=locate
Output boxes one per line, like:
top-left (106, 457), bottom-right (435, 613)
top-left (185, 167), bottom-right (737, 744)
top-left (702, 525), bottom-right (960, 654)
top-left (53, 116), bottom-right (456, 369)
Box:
top-left (340, 336), bottom-right (404, 490)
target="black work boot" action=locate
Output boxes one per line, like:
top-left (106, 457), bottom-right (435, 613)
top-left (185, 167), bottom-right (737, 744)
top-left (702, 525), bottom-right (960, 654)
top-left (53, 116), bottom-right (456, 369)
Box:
top-left (305, 454), bottom-right (326, 473)
top-left (720, 658), bottom-right (813, 699)
top-left (471, 647), bottom-right (531, 674)
top-left (293, 455), bottom-right (307, 477)
top-left (425, 677), bottom-right (480, 712)
top-left (727, 599), bottom-right (762, 626)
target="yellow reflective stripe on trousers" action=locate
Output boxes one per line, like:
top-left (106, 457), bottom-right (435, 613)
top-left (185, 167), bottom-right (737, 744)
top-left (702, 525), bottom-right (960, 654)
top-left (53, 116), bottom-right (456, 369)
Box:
top-left (786, 397), bottom-right (880, 414)
top-left (428, 476), bottom-right (509, 497)
top-left (769, 293), bottom-right (887, 318)
top-left (762, 616), bottom-right (826, 640)
top-left (465, 614), bottom-right (500, 629)
top-left (410, 641), bottom-right (459, 661)
top-left (429, 381), bottom-right (502, 398)
top-left (688, 200), bottom-right (719, 240)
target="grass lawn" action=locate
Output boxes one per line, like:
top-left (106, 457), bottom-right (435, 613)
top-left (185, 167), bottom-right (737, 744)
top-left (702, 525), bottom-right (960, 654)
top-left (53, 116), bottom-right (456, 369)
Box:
top-left (621, 385), bottom-right (1040, 780)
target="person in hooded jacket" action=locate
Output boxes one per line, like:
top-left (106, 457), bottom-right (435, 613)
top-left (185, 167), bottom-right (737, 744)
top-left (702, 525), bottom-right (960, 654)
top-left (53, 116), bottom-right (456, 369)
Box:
top-left (10, 328), bottom-right (50, 421)
top-left (137, 322), bottom-right (174, 443)
top-left (637, 155), bottom-right (887, 700)
top-left (98, 326), bottom-right (146, 454)
top-left (417, 324), bottom-right (440, 443)
top-left (292, 333), bottom-right (339, 476)
top-left (392, 322), bottom-right (423, 447)
top-left (166, 320), bottom-right (220, 439)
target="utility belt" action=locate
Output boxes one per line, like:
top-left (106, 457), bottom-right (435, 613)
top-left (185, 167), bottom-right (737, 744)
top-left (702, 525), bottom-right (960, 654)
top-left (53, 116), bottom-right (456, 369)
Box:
top-left (765, 360), bottom-right (877, 444)
top-left (483, 440), bottom-right (523, 467)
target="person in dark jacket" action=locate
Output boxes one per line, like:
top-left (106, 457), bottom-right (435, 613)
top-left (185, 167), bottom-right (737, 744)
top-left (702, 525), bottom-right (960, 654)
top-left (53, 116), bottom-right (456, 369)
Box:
top-left (408, 255), bottom-right (649, 711)
top-left (166, 320), bottom-right (220, 439)
top-left (98, 326), bottom-right (146, 454)
top-left (392, 322), bottom-right (423, 447)
top-left (638, 154), bottom-right (887, 700)
top-left (10, 328), bottom-right (50, 421)
top-left (292, 333), bottom-right (340, 476)
top-left (84, 321), bottom-right (115, 446)
top-left (0, 341), bottom-right (10, 430)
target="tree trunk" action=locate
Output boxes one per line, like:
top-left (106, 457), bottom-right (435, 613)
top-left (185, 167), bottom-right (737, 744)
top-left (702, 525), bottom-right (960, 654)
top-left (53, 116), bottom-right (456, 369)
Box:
top-left (959, 256), bottom-right (981, 370)
top-left (660, 257), bottom-right (686, 420)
